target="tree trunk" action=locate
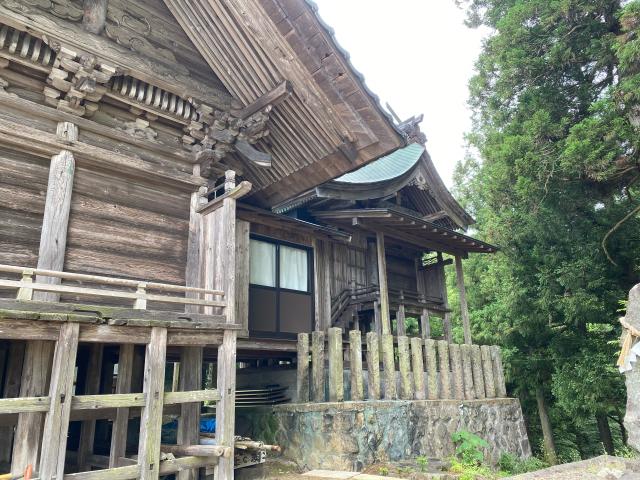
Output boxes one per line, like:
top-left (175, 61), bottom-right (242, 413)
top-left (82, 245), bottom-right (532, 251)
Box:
top-left (596, 412), bottom-right (615, 455)
top-left (612, 414), bottom-right (628, 446)
top-left (536, 386), bottom-right (558, 465)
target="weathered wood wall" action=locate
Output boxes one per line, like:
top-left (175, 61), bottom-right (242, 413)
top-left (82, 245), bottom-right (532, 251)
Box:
top-left (328, 233), bottom-right (367, 298)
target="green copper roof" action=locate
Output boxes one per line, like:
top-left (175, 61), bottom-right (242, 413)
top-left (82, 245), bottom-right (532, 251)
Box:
top-left (334, 143), bottom-right (425, 184)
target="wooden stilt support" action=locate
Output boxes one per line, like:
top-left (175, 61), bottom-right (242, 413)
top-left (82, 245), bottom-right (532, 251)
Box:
top-left (296, 333), bottom-right (310, 402)
top-left (138, 327), bottom-right (167, 480)
top-left (365, 332), bottom-right (380, 400)
top-left (110, 344), bottom-right (134, 468)
top-left (349, 330), bottom-right (363, 401)
top-left (0, 342), bottom-right (24, 464)
top-left (177, 347), bottom-right (203, 480)
top-left (375, 233), bottom-right (391, 335)
top-left (328, 327), bottom-right (343, 402)
top-left (77, 344), bottom-right (104, 471)
top-left (410, 337), bottom-right (425, 400)
top-left (454, 256), bottom-right (472, 345)
top-left (39, 322), bottom-right (80, 480)
top-left (214, 330), bottom-right (237, 480)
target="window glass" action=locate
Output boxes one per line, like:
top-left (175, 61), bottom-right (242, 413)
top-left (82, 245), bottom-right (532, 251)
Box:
top-left (249, 239), bottom-right (276, 287)
top-left (279, 245), bottom-right (308, 291)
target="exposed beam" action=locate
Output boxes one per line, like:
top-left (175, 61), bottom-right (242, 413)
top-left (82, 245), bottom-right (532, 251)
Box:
top-left (231, 81), bottom-right (292, 119)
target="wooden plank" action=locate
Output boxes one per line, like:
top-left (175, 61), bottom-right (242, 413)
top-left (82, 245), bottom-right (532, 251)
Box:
top-left (77, 344), bottom-right (104, 471)
top-left (492, 346), bottom-right (507, 398)
top-left (196, 181), bottom-right (252, 216)
top-left (365, 332), bottom-right (380, 400)
top-left (39, 322), bottom-right (80, 480)
top-left (424, 339), bottom-right (438, 400)
top-left (235, 220), bottom-right (250, 333)
top-left (296, 333), bottom-right (310, 402)
top-left (11, 340), bottom-right (54, 476)
top-left (454, 256), bottom-right (472, 344)
top-left (177, 346), bottom-right (203, 480)
top-left (381, 334), bottom-right (396, 399)
top-left (410, 337), bottom-right (425, 400)
top-left (460, 344), bottom-right (476, 400)
top-left (481, 345), bottom-right (496, 399)
top-left (311, 331), bottom-right (325, 402)
top-left (376, 233), bottom-right (391, 335)
top-left (327, 327), bottom-right (343, 402)
top-left (231, 81), bottom-right (292, 119)
top-left (397, 336), bottom-right (412, 400)
top-left (138, 327), bottom-right (167, 480)
top-left (436, 340), bottom-right (451, 399)
top-left (109, 344), bottom-right (134, 468)
top-left (449, 344), bottom-right (464, 401)
top-left (471, 345), bottom-right (486, 399)
top-left (349, 330), bottom-right (364, 401)
top-left (0, 396), bottom-right (50, 414)
top-left (160, 444), bottom-right (230, 458)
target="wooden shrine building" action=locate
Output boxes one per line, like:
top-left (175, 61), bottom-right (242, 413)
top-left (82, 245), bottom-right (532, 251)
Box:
top-left (0, 1), bottom-right (496, 479)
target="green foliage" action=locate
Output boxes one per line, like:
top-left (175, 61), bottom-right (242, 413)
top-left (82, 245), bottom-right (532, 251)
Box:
top-left (451, 0), bottom-right (640, 462)
top-left (449, 459), bottom-right (494, 480)
top-left (498, 453), bottom-right (548, 475)
top-left (416, 455), bottom-right (429, 472)
top-left (378, 466), bottom-right (389, 476)
top-left (452, 430), bottom-right (490, 466)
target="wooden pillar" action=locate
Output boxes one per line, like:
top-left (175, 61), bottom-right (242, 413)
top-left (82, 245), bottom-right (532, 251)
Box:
top-left (365, 332), bottom-right (380, 400)
top-left (39, 323), bottom-right (80, 480)
top-left (328, 327), bottom-right (343, 402)
top-left (373, 300), bottom-right (382, 335)
top-left (396, 291), bottom-right (406, 336)
top-left (375, 232), bottom-right (391, 335)
top-left (296, 333), bottom-right (310, 402)
top-left (454, 256), bottom-right (472, 345)
top-left (109, 344), bottom-right (134, 467)
top-left (349, 330), bottom-right (364, 401)
top-left (0, 342), bottom-right (24, 464)
top-left (410, 337), bottom-right (425, 400)
top-left (397, 336), bottom-right (413, 400)
top-left (77, 344), bottom-right (104, 471)
top-left (177, 347), bottom-right (203, 480)
top-left (420, 308), bottom-right (430, 339)
top-left (313, 239), bottom-right (332, 331)
top-left (381, 334), bottom-right (396, 399)
top-left (138, 327), bottom-right (167, 480)
top-left (311, 331), bottom-right (325, 402)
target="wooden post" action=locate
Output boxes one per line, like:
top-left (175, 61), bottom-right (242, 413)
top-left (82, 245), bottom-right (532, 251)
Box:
top-left (110, 344), bottom-right (134, 467)
top-left (77, 344), bottom-right (104, 471)
top-left (381, 334), bottom-right (396, 399)
top-left (349, 330), bottom-right (364, 401)
top-left (481, 345), bottom-right (496, 398)
top-left (313, 239), bottom-right (332, 331)
top-left (14, 122), bottom-right (77, 476)
top-left (296, 333), bottom-right (310, 402)
top-left (492, 346), bottom-right (507, 398)
top-left (410, 337), bottom-right (425, 400)
top-left (460, 344), bottom-right (475, 400)
top-left (39, 322), bottom-right (80, 480)
top-left (328, 327), bottom-right (343, 402)
top-left (424, 339), bottom-right (438, 400)
top-left (471, 345), bottom-right (486, 399)
top-left (365, 332), bottom-right (380, 400)
top-left (454, 256), bottom-right (472, 345)
top-left (376, 232), bottom-right (391, 335)
top-left (420, 308), bottom-right (430, 339)
top-left (215, 330), bottom-right (237, 480)
top-left (449, 344), bottom-right (464, 401)
top-left (138, 327), bottom-right (167, 480)
top-left (397, 336), bottom-right (413, 400)
top-left (437, 340), bottom-right (451, 399)
top-left (373, 300), bottom-right (382, 335)
top-left (311, 331), bottom-right (325, 402)
top-left (177, 347), bottom-right (203, 480)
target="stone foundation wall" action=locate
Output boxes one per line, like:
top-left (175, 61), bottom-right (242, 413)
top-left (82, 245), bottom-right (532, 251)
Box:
top-left (266, 398), bottom-right (531, 471)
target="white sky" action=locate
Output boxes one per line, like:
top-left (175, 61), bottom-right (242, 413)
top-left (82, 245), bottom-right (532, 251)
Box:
top-left (313, 0), bottom-right (488, 187)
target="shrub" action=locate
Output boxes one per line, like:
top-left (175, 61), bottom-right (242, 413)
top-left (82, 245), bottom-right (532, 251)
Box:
top-left (451, 430), bottom-right (490, 466)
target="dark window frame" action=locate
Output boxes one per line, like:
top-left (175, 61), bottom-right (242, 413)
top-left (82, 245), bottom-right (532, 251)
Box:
top-left (248, 234), bottom-right (314, 338)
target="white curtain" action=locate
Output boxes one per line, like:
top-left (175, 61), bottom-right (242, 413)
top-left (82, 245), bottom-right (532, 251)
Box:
top-left (250, 240), bottom-right (276, 287)
top-left (279, 245), bottom-right (308, 291)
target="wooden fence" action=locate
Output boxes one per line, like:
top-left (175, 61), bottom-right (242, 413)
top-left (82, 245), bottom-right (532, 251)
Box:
top-left (296, 327), bottom-right (507, 402)
top-left (0, 265), bottom-right (238, 480)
